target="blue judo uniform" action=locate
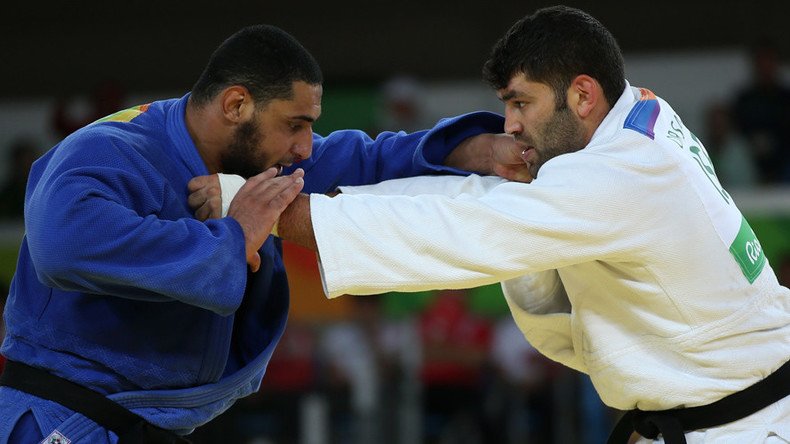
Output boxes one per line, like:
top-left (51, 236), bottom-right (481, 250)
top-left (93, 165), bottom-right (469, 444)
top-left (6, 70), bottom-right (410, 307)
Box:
top-left (0, 94), bottom-right (503, 443)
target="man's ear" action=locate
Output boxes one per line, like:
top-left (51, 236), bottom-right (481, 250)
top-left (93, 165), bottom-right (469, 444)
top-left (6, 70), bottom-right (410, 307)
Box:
top-left (568, 75), bottom-right (600, 119)
top-left (220, 85), bottom-right (253, 123)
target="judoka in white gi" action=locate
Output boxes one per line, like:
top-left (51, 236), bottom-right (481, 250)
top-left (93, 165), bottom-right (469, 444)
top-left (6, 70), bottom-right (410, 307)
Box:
top-left (191, 6), bottom-right (790, 443)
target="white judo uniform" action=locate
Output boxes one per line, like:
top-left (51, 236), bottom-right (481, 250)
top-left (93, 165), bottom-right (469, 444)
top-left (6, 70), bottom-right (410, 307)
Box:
top-left (303, 84), bottom-right (790, 443)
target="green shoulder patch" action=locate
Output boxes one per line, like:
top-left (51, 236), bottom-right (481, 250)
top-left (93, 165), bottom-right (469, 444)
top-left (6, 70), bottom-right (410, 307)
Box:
top-left (729, 216), bottom-right (766, 284)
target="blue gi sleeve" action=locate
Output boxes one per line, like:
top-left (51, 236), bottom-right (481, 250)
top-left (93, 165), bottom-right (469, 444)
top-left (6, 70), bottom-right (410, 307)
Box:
top-left (25, 129), bottom-right (247, 316)
top-left (284, 111), bottom-right (505, 193)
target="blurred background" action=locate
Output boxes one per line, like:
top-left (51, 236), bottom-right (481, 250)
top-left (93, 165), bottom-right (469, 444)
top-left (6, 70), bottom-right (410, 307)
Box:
top-left (1, 1), bottom-right (789, 443)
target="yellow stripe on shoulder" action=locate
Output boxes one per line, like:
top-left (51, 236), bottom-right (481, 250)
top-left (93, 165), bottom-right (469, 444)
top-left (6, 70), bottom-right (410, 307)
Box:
top-left (95, 103), bottom-right (151, 123)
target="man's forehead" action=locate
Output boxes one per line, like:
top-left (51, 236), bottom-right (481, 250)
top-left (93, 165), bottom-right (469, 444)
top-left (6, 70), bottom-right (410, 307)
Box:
top-left (290, 81), bottom-right (322, 103)
top-left (271, 82), bottom-right (322, 118)
top-left (498, 75), bottom-right (550, 100)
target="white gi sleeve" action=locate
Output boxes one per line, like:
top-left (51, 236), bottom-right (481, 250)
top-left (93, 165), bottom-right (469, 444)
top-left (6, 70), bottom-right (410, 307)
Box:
top-left (218, 173), bottom-right (246, 217)
top-left (312, 181), bottom-right (559, 297)
top-left (309, 156), bottom-right (631, 299)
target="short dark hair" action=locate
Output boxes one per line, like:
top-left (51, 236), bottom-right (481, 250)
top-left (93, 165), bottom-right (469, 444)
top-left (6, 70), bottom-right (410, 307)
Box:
top-left (482, 6), bottom-right (625, 109)
top-left (191, 25), bottom-right (323, 108)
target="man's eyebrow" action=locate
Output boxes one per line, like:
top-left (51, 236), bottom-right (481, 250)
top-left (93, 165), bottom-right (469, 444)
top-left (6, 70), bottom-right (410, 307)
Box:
top-left (499, 90), bottom-right (520, 102)
top-left (290, 115), bottom-right (316, 123)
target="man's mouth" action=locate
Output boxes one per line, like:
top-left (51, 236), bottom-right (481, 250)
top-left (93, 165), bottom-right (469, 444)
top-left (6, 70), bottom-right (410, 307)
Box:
top-left (520, 146), bottom-right (536, 164)
top-left (275, 160), bottom-right (297, 176)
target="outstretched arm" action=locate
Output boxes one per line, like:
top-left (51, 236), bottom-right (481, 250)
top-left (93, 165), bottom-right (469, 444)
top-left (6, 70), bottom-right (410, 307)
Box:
top-left (273, 173), bottom-right (508, 253)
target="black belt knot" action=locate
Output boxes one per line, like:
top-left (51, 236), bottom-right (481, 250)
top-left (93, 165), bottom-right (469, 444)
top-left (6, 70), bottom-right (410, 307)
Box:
top-left (607, 358), bottom-right (790, 444)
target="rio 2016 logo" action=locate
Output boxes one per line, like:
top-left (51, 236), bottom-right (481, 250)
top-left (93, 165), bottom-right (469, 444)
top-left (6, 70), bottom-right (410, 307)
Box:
top-left (745, 237), bottom-right (763, 265)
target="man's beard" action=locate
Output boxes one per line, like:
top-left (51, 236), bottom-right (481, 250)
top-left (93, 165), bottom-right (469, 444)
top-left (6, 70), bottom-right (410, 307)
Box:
top-left (529, 105), bottom-right (587, 178)
top-left (221, 119), bottom-right (268, 179)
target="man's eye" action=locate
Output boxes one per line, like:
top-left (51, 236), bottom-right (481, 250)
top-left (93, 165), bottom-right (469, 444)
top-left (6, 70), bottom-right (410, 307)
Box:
top-left (513, 101), bottom-right (526, 109)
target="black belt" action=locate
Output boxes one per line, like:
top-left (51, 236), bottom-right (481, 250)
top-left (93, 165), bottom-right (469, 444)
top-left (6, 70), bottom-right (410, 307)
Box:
top-left (607, 358), bottom-right (790, 444)
top-left (0, 360), bottom-right (191, 444)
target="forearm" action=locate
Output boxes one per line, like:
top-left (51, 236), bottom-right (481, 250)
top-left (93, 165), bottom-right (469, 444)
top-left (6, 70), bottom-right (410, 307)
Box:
top-left (280, 175), bottom-right (506, 256)
top-left (277, 193), bottom-right (318, 251)
top-left (443, 133), bottom-right (494, 174)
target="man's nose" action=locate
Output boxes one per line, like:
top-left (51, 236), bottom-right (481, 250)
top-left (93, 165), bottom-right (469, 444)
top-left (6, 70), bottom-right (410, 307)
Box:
top-left (292, 135), bottom-right (313, 162)
top-left (504, 111), bottom-right (523, 136)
